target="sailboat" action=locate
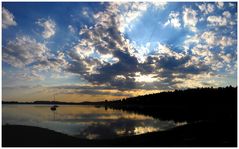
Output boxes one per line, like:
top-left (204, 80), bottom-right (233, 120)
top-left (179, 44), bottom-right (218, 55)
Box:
top-left (50, 95), bottom-right (58, 111)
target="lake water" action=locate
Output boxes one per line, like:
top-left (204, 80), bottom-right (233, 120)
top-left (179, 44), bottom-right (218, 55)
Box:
top-left (2, 104), bottom-right (186, 139)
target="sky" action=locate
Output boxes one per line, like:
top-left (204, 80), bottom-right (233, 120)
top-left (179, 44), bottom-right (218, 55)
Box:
top-left (2, 2), bottom-right (237, 102)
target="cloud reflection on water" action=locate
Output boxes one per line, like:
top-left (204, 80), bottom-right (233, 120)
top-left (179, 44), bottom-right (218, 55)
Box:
top-left (3, 104), bottom-right (187, 139)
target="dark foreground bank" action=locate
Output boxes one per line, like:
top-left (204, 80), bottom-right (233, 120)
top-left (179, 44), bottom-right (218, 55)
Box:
top-left (2, 120), bottom-right (236, 147)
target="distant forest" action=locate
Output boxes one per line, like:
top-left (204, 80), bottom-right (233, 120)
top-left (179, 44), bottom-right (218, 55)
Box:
top-left (103, 86), bottom-right (237, 106)
top-left (98, 86), bottom-right (237, 123)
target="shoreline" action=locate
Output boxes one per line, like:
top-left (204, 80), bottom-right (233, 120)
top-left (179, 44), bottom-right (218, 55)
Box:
top-left (2, 120), bottom-right (237, 147)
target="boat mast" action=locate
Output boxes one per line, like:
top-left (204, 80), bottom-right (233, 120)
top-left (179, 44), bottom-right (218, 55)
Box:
top-left (53, 94), bottom-right (56, 104)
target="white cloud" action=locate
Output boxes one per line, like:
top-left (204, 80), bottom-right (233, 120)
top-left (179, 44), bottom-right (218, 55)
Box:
top-left (207, 10), bottom-right (235, 27)
top-left (3, 35), bottom-right (49, 68)
top-left (82, 7), bottom-right (90, 17)
top-left (24, 70), bottom-right (45, 81)
top-left (219, 36), bottom-right (235, 48)
top-left (5, 70), bottom-right (45, 82)
top-left (219, 51), bottom-right (231, 63)
top-left (155, 42), bottom-right (184, 59)
top-left (92, 2), bottom-right (149, 33)
top-left (32, 51), bottom-right (69, 73)
top-left (3, 33), bottom-right (69, 81)
top-left (223, 11), bottom-right (231, 18)
top-left (198, 3), bottom-right (214, 14)
top-left (184, 34), bottom-right (200, 46)
top-left (134, 72), bottom-right (159, 83)
top-left (183, 29), bottom-right (236, 74)
top-left (119, 3), bottom-right (148, 32)
top-left (183, 7), bottom-right (198, 32)
top-left (207, 15), bottom-right (227, 26)
top-left (116, 3), bottom-right (151, 32)
top-left (150, 1), bottom-right (167, 10)
top-left (201, 31), bottom-right (216, 46)
top-left (73, 39), bottom-right (95, 59)
top-left (164, 11), bottom-right (181, 29)
top-left (229, 3), bottom-right (235, 7)
top-left (2, 7), bottom-right (17, 29)
top-left (191, 44), bottom-right (212, 58)
top-left (68, 25), bottom-right (76, 33)
top-left (77, 2), bottom-right (167, 64)
top-left (185, 31), bottom-right (235, 48)
top-left (216, 2), bottom-right (224, 9)
top-left (36, 18), bottom-right (56, 39)
top-left (95, 2), bottom-right (167, 33)
top-left (198, 3), bottom-right (207, 12)
top-left (207, 4), bottom-right (215, 13)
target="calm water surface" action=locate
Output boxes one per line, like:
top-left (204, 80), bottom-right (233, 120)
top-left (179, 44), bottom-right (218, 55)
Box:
top-left (2, 104), bottom-right (186, 139)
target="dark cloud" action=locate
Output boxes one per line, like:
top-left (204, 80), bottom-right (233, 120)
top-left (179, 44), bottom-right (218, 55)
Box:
top-left (99, 50), bottom-right (139, 75)
top-left (65, 89), bottom-right (131, 96)
top-left (66, 61), bottom-right (88, 75)
top-left (67, 44), bottom-right (212, 90)
top-left (83, 50), bottom-right (139, 89)
top-left (66, 3), bottom-right (145, 90)
top-left (156, 55), bottom-right (210, 80)
top-left (50, 85), bottom-right (110, 90)
top-left (50, 85), bottom-right (132, 96)
top-left (158, 56), bottom-right (190, 70)
top-left (180, 65), bottom-right (209, 74)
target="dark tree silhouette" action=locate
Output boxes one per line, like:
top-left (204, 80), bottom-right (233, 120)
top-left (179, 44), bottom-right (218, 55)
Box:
top-left (97, 86), bottom-right (237, 123)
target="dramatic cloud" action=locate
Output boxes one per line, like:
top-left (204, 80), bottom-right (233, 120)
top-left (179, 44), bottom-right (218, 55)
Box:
top-left (36, 18), bottom-right (56, 39)
top-left (2, 7), bottom-right (17, 29)
top-left (68, 3), bottom-right (142, 78)
top-left (65, 2), bottom-right (236, 91)
top-left (67, 3), bottom-right (156, 89)
top-left (2, 2), bottom-right (237, 101)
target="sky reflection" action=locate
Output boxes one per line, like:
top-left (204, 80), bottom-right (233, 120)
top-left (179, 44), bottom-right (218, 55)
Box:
top-left (2, 104), bottom-right (187, 139)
